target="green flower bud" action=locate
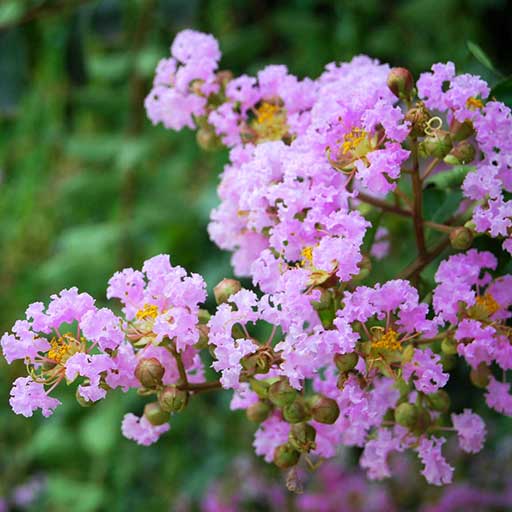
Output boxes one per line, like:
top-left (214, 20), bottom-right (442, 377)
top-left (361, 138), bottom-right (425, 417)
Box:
top-left (289, 423), bottom-right (317, 453)
top-left (144, 402), bottom-right (170, 426)
top-left (273, 443), bottom-right (300, 469)
top-left (441, 337), bottom-right (458, 356)
top-left (268, 379), bottom-right (298, 408)
top-left (451, 119), bottom-right (475, 142)
top-left (197, 309), bottom-right (211, 324)
top-left (394, 378), bottom-right (411, 398)
top-left (194, 324), bottom-right (210, 350)
top-left (334, 352), bottom-right (359, 373)
top-left (249, 378), bottom-right (274, 399)
top-left (387, 67), bottom-right (414, 100)
top-left (394, 402), bottom-right (418, 429)
top-left (308, 394), bottom-right (340, 425)
top-left (213, 278), bottom-right (242, 305)
top-left (470, 363), bottom-right (491, 389)
top-left (246, 401), bottom-right (272, 423)
top-left (158, 385), bottom-right (188, 413)
top-left (449, 227), bottom-right (474, 251)
top-left (135, 357), bottom-right (165, 389)
top-left (419, 130), bottom-right (453, 159)
top-left (443, 141), bottom-right (476, 165)
top-left (428, 390), bottom-right (451, 413)
top-left (441, 353), bottom-right (457, 372)
top-left (337, 373), bottom-right (348, 390)
top-left (241, 350), bottom-right (272, 374)
top-left (196, 127), bottom-right (222, 151)
top-left (283, 399), bottom-right (311, 424)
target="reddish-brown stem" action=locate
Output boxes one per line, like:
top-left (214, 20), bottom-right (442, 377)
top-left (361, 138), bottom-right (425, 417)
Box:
top-left (357, 192), bottom-right (412, 217)
top-left (410, 137), bottom-right (427, 258)
top-left (177, 381), bottom-right (222, 393)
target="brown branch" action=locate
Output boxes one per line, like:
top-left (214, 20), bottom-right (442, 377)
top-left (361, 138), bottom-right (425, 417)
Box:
top-left (398, 237), bottom-right (451, 280)
top-left (357, 192), bottom-right (412, 218)
top-left (410, 137), bottom-right (427, 258)
top-left (177, 381), bottom-right (222, 393)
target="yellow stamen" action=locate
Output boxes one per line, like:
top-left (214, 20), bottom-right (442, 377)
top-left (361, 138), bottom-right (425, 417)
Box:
top-left (47, 334), bottom-right (74, 363)
top-left (475, 293), bottom-right (500, 316)
top-left (136, 304), bottom-right (159, 321)
top-left (372, 328), bottom-right (402, 351)
top-left (341, 128), bottom-right (367, 155)
top-left (251, 101), bottom-right (289, 142)
top-left (301, 246), bottom-right (314, 266)
top-left (466, 97), bottom-right (484, 110)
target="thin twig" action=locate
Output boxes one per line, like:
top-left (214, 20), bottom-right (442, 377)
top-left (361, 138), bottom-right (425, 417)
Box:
top-left (357, 192), bottom-right (412, 217)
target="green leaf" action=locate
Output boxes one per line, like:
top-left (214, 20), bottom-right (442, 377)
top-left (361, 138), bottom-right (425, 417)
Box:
top-left (467, 41), bottom-right (502, 76)
top-left (491, 77), bottom-right (512, 108)
top-left (428, 165), bottom-right (473, 190)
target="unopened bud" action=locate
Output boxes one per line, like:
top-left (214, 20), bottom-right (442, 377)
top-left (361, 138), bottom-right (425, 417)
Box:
top-left (246, 401), bottom-right (272, 422)
top-left (308, 394), bottom-right (340, 425)
top-left (289, 423), bottom-right (317, 453)
top-left (428, 390), bottom-right (451, 413)
top-left (470, 363), bottom-right (491, 389)
top-left (334, 352), bottom-right (358, 373)
top-left (395, 402), bottom-right (418, 428)
top-left (441, 337), bottom-right (458, 355)
top-left (135, 357), bottom-right (165, 388)
top-left (194, 324), bottom-right (210, 350)
top-left (419, 130), bottom-right (453, 159)
top-left (158, 385), bottom-right (188, 413)
top-left (443, 141), bottom-right (476, 165)
top-left (144, 402), bottom-right (170, 426)
top-left (213, 278), bottom-right (241, 305)
top-left (394, 378), bottom-right (411, 398)
top-left (387, 67), bottom-right (414, 100)
top-left (198, 309), bottom-right (211, 324)
top-left (196, 128), bottom-right (222, 151)
top-left (283, 399), bottom-right (311, 424)
top-left (268, 379), bottom-right (298, 408)
top-left (450, 227), bottom-right (473, 251)
top-left (249, 378), bottom-right (274, 399)
top-left (441, 353), bottom-right (457, 372)
top-left (241, 350), bottom-right (272, 374)
top-left (273, 443), bottom-right (300, 469)
top-left (451, 119), bottom-right (475, 142)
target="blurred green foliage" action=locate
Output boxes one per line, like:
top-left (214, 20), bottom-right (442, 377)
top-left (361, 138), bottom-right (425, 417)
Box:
top-left (0, 0), bottom-right (511, 510)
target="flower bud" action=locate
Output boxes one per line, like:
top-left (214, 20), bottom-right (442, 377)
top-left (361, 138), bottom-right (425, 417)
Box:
top-left (394, 402), bottom-right (418, 429)
top-left (428, 390), bottom-right (451, 413)
top-left (135, 357), bottom-right (165, 389)
top-left (449, 227), bottom-right (473, 251)
top-left (198, 309), bottom-right (211, 324)
top-left (308, 394), bottom-right (340, 424)
top-left (443, 141), bottom-right (476, 165)
top-left (419, 130), bottom-right (453, 159)
top-left (289, 423), bottom-right (317, 453)
top-left (246, 401), bottom-right (272, 423)
top-left (268, 379), bottom-right (298, 408)
top-left (394, 378), bottom-right (411, 398)
top-left (451, 119), bottom-right (475, 142)
top-left (241, 349), bottom-right (272, 374)
top-left (283, 399), bottom-right (311, 424)
top-left (387, 67), bottom-right (414, 99)
top-left (196, 127), bottom-right (222, 151)
top-left (470, 363), bottom-right (491, 389)
top-left (441, 337), bottom-right (458, 355)
top-left (273, 443), bottom-right (300, 469)
top-left (213, 278), bottom-right (242, 305)
top-left (158, 385), bottom-right (188, 413)
top-left (249, 378), bottom-right (274, 399)
top-left (194, 324), bottom-right (209, 350)
top-left (337, 373), bottom-right (348, 390)
top-left (441, 353), bottom-right (457, 372)
top-left (334, 352), bottom-right (359, 373)
top-left (144, 402), bottom-right (170, 426)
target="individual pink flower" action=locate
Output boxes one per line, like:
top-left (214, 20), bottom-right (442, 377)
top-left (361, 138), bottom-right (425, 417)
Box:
top-left (416, 437), bottom-right (454, 486)
top-left (121, 413), bottom-right (170, 446)
top-left (451, 409), bottom-right (486, 453)
top-left (403, 348), bottom-right (448, 394)
top-left (9, 377), bottom-right (61, 418)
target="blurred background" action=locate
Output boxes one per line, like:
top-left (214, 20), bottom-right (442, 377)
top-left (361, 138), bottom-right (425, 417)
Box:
top-left (0, 1), bottom-right (511, 510)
